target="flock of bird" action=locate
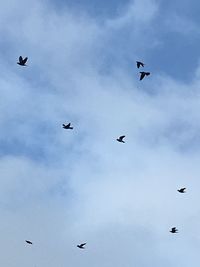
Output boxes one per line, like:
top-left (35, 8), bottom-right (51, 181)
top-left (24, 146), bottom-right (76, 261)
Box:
top-left (136, 60), bottom-right (186, 235)
top-left (17, 56), bottom-right (185, 251)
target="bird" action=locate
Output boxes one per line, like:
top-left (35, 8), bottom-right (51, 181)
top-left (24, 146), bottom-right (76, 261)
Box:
top-left (177, 188), bottom-right (186, 193)
top-left (77, 243), bottom-right (86, 249)
top-left (136, 61), bottom-right (145, 68)
top-left (139, 71), bottom-right (150, 80)
top-left (116, 135), bottom-right (125, 143)
top-left (17, 56), bottom-right (28, 66)
top-left (25, 240), bottom-right (33, 244)
top-left (170, 227), bottom-right (178, 233)
top-left (62, 123), bottom-right (73, 129)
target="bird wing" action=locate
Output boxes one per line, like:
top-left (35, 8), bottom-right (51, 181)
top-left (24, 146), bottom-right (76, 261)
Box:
top-left (140, 72), bottom-right (145, 80)
top-left (145, 72), bottom-right (150, 76)
top-left (80, 243), bottom-right (86, 247)
top-left (19, 56), bottom-right (23, 63)
top-left (136, 61), bottom-right (140, 68)
top-left (172, 227), bottom-right (176, 231)
top-left (66, 123), bottom-right (70, 127)
top-left (23, 57), bottom-right (28, 64)
top-left (179, 188), bottom-right (185, 192)
top-left (119, 135), bottom-right (125, 140)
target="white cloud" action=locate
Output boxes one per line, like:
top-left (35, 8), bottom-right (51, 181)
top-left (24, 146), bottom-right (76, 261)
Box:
top-left (0, 1), bottom-right (200, 267)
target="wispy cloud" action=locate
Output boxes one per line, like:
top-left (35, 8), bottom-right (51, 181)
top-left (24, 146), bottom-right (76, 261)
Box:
top-left (0, 1), bottom-right (200, 267)
top-left (164, 14), bottom-right (200, 37)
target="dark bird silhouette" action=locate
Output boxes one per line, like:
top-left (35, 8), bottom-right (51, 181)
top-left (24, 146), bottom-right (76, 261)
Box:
top-left (139, 71), bottom-right (150, 80)
top-left (136, 61), bottom-right (144, 68)
top-left (177, 188), bottom-right (186, 193)
top-left (25, 240), bottom-right (33, 244)
top-left (77, 243), bottom-right (86, 249)
top-left (116, 135), bottom-right (125, 143)
top-left (170, 227), bottom-right (178, 233)
top-left (62, 123), bottom-right (73, 129)
top-left (17, 56), bottom-right (28, 66)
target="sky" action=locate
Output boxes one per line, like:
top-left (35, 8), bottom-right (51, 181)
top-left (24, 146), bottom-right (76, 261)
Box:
top-left (0, 0), bottom-right (200, 266)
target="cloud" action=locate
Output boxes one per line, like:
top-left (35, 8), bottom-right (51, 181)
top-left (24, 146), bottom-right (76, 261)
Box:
top-left (164, 14), bottom-right (200, 37)
top-left (0, 1), bottom-right (200, 267)
top-left (106, 0), bottom-right (159, 28)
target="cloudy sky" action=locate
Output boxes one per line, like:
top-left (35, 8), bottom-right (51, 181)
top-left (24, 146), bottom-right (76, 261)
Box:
top-left (0, 0), bottom-right (200, 266)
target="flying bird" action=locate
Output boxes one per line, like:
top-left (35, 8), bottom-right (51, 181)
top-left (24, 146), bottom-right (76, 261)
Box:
top-left (136, 61), bottom-right (145, 68)
top-left (139, 71), bottom-right (150, 80)
top-left (17, 56), bottom-right (28, 66)
top-left (116, 135), bottom-right (125, 143)
top-left (62, 123), bottom-right (73, 129)
top-left (177, 188), bottom-right (186, 193)
top-left (170, 227), bottom-right (178, 233)
top-left (25, 240), bottom-right (33, 245)
top-left (77, 243), bottom-right (86, 249)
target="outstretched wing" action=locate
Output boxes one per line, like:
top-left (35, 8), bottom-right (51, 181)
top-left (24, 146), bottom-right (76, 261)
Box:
top-left (23, 57), bottom-right (28, 64)
top-left (119, 135), bottom-right (125, 141)
top-left (80, 243), bottom-right (86, 247)
top-left (66, 123), bottom-right (71, 127)
top-left (137, 61), bottom-right (144, 68)
top-left (19, 56), bottom-right (23, 63)
top-left (140, 72), bottom-right (145, 80)
top-left (25, 240), bottom-right (33, 244)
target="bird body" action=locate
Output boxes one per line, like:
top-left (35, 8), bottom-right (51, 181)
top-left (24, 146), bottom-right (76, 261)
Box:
top-left (77, 243), bottom-right (86, 249)
top-left (62, 123), bottom-right (73, 129)
top-left (117, 135), bottom-right (125, 143)
top-left (170, 227), bottom-right (178, 233)
top-left (17, 56), bottom-right (28, 66)
top-left (136, 61), bottom-right (145, 68)
top-left (139, 71), bottom-right (150, 80)
top-left (25, 240), bottom-right (33, 244)
top-left (177, 188), bottom-right (186, 193)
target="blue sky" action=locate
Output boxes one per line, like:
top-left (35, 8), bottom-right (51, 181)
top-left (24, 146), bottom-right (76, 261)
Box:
top-left (47, 0), bottom-right (200, 81)
top-left (1, 0), bottom-right (200, 267)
